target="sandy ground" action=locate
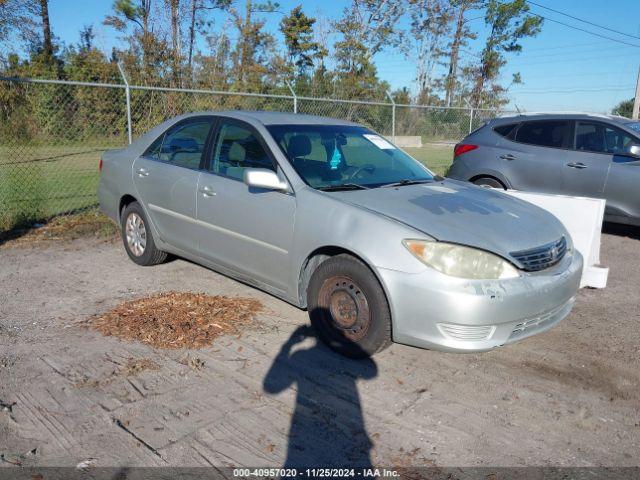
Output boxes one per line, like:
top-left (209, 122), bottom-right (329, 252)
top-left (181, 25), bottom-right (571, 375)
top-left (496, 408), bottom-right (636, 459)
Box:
top-left (0, 228), bottom-right (639, 468)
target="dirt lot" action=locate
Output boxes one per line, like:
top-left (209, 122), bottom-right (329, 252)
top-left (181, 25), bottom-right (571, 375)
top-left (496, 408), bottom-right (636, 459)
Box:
top-left (0, 227), bottom-right (639, 468)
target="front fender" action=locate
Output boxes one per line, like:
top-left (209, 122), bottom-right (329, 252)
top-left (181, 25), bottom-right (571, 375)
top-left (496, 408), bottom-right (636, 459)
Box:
top-left (289, 187), bottom-right (430, 305)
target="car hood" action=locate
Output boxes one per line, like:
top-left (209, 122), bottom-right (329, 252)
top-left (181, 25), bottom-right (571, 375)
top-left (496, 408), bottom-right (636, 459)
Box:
top-left (325, 180), bottom-right (568, 260)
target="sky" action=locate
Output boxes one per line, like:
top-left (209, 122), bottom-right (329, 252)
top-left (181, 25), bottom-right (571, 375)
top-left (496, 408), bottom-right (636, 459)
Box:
top-left (39, 0), bottom-right (640, 113)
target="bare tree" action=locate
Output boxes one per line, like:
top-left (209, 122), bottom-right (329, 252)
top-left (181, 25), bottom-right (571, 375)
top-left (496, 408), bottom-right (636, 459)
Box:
top-left (186, 0), bottom-right (230, 72)
top-left (443, 0), bottom-right (478, 107)
top-left (0, 0), bottom-right (38, 50)
top-left (408, 0), bottom-right (453, 103)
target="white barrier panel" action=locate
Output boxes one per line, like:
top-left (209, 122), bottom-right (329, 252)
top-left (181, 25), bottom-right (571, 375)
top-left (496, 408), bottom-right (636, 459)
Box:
top-left (385, 136), bottom-right (423, 148)
top-left (502, 190), bottom-right (609, 289)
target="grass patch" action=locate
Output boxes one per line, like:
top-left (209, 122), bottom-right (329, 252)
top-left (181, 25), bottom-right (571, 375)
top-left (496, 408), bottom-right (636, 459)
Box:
top-left (0, 144), bottom-right (117, 231)
top-left (404, 142), bottom-right (455, 177)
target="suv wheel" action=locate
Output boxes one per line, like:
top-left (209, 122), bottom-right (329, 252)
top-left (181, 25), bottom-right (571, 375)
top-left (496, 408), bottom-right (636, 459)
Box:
top-left (473, 176), bottom-right (506, 189)
top-left (307, 254), bottom-right (392, 358)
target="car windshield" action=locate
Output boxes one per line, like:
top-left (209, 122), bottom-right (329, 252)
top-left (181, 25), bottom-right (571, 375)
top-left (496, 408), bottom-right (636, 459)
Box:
top-left (626, 122), bottom-right (640, 134)
top-left (267, 124), bottom-right (434, 189)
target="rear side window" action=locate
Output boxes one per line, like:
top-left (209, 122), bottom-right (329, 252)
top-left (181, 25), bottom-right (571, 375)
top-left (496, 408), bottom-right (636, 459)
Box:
top-left (493, 123), bottom-right (519, 140)
top-left (516, 120), bottom-right (570, 148)
top-left (144, 135), bottom-right (164, 158)
top-left (143, 118), bottom-right (214, 169)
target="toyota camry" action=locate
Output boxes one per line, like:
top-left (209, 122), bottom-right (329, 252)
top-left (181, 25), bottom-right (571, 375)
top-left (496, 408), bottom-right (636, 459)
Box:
top-left (98, 111), bottom-right (583, 357)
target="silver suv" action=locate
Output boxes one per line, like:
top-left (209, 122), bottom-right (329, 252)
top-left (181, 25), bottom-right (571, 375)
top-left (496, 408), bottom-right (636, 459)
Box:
top-left (447, 113), bottom-right (640, 226)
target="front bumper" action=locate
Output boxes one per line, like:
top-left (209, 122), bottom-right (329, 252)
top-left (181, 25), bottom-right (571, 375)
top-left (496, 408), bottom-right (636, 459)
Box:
top-left (378, 250), bottom-right (583, 353)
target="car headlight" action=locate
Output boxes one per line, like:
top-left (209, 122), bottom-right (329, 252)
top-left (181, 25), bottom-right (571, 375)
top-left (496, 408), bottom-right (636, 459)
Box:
top-left (403, 239), bottom-right (519, 280)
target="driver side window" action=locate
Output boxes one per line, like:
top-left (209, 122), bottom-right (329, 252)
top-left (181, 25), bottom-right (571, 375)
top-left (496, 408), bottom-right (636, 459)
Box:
top-left (210, 122), bottom-right (275, 180)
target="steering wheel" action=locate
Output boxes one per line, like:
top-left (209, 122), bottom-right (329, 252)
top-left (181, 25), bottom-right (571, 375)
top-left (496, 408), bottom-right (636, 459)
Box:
top-left (348, 163), bottom-right (376, 180)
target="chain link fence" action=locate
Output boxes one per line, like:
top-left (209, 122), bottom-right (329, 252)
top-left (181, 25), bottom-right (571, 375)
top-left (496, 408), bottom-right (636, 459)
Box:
top-left (0, 75), bottom-right (509, 232)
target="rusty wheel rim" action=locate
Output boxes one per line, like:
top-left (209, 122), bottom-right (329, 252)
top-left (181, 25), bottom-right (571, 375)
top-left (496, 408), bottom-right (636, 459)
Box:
top-left (318, 275), bottom-right (371, 342)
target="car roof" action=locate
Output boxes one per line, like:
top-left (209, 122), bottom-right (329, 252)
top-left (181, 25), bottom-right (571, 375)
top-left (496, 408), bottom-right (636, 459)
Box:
top-left (491, 112), bottom-right (633, 125)
top-left (184, 110), bottom-right (361, 126)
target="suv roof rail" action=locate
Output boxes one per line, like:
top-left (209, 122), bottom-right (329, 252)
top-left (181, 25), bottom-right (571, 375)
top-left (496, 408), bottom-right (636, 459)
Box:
top-left (498, 111), bottom-right (619, 120)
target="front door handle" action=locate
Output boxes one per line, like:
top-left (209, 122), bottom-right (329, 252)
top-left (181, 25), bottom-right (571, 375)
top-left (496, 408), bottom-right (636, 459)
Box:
top-left (499, 154), bottom-right (516, 160)
top-left (199, 186), bottom-right (217, 197)
top-left (567, 162), bottom-right (587, 169)
top-left (136, 168), bottom-right (149, 177)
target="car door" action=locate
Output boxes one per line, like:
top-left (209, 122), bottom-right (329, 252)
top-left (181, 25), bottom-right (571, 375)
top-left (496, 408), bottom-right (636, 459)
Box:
top-left (560, 120), bottom-right (612, 199)
top-left (132, 116), bottom-right (215, 254)
top-left (504, 119), bottom-right (572, 193)
top-left (598, 123), bottom-right (640, 220)
top-left (196, 118), bottom-right (296, 292)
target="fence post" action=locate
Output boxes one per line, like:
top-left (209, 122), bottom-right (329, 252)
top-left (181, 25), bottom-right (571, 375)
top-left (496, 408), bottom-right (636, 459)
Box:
top-left (285, 80), bottom-right (297, 114)
top-left (386, 90), bottom-right (396, 143)
top-left (117, 62), bottom-right (133, 144)
top-left (469, 107), bottom-right (474, 134)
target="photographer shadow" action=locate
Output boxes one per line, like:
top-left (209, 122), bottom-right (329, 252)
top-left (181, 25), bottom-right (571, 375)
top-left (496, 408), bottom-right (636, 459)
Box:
top-left (263, 324), bottom-right (378, 469)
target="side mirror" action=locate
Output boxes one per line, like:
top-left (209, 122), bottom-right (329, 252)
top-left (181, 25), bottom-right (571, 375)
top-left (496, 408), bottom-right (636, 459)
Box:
top-left (243, 168), bottom-right (289, 191)
top-left (625, 144), bottom-right (640, 158)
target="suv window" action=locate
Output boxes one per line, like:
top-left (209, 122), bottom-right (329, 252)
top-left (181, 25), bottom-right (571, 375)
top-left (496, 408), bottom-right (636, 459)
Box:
top-left (575, 121), bottom-right (637, 155)
top-left (143, 118), bottom-right (213, 169)
top-left (493, 123), bottom-right (519, 140)
top-left (210, 122), bottom-right (275, 180)
top-left (516, 120), bottom-right (570, 148)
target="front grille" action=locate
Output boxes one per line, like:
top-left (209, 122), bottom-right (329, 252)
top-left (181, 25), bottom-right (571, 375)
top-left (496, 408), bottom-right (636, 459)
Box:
top-left (510, 237), bottom-right (567, 272)
top-left (437, 323), bottom-right (495, 341)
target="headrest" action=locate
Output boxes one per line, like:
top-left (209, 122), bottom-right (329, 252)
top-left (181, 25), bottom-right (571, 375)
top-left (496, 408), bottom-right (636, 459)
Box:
top-left (228, 142), bottom-right (246, 162)
top-left (288, 135), bottom-right (312, 158)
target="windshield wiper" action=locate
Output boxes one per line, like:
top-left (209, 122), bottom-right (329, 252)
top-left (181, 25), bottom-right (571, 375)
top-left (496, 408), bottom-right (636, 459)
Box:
top-left (380, 178), bottom-right (434, 188)
top-left (319, 183), bottom-right (370, 191)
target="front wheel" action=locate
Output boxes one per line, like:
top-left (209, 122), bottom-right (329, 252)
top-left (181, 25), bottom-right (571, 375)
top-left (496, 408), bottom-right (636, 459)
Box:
top-left (120, 201), bottom-right (167, 266)
top-left (307, 254), bottom-right (392, 358)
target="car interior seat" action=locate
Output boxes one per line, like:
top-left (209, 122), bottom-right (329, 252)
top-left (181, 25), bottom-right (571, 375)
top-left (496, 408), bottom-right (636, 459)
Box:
top-left (222, 141), bottom-right (246, 180)
top-left (287, 134), bottom-right (328, 185)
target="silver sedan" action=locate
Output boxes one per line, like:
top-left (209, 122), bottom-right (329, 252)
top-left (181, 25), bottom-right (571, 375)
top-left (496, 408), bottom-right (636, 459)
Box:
top-left (98, 111), bottom-right (583, 357)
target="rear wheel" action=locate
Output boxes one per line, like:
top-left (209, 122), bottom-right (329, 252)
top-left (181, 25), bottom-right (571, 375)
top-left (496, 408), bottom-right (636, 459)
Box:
top-left (307, 254), bottom-right (392, 358)
top-left (120, 202), bottom-right (167, 266)
top-left (473, 176), bottom-right (506, 189)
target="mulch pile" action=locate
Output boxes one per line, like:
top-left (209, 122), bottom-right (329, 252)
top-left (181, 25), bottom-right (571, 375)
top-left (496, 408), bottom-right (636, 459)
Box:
top-left (90, 292), bottom-right (263, 349)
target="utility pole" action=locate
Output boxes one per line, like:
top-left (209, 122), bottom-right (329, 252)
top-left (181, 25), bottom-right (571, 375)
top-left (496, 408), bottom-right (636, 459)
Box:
top-left (633, 66), bottom-right (640, 120)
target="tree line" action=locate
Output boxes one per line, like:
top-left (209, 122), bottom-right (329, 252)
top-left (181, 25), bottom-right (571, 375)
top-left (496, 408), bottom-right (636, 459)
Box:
top-left (0, 0), bottom-right (544, 108)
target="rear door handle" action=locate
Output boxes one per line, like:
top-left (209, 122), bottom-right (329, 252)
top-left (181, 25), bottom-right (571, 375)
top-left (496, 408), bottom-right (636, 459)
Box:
top-left (567, 162), bottom-right (587, 169)
top-left (136, 168), bottom-right (149, 177)
top-left (499, 154), bottom-right (516, 160)
top-left (199, 186), bottom-right (217, 197)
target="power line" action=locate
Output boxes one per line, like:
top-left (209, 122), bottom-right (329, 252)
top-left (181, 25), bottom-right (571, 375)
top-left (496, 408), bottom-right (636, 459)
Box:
top-left (525, 0), bottom-right (640, 41)
top-left (506, 50), bottom-right (633, 67)
top-left (494, 0), bottom-right (640, 48)
top-left (512, 86), bottom-right (635, 94)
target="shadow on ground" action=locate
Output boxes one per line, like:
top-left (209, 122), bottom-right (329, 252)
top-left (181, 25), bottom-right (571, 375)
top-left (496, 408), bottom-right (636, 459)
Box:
top-left (263, 325), bottom-right (378, 468)
top-left (602, 222), bottom-right (640, 241)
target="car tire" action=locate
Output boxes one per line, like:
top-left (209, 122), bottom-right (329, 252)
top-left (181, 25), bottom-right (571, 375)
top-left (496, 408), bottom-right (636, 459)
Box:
top-left (307, 254), bottom-right (392, 358)
top-left (120, 201), bottom-right (167, 266)
top-left (473, 176), bottom-right (506, 189)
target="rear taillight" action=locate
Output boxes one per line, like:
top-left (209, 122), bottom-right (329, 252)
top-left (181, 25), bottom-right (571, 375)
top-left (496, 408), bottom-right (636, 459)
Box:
top-left (99, 158), bottom-right (103, 172)
top-left (454, 144), bottom-right (478, 158)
